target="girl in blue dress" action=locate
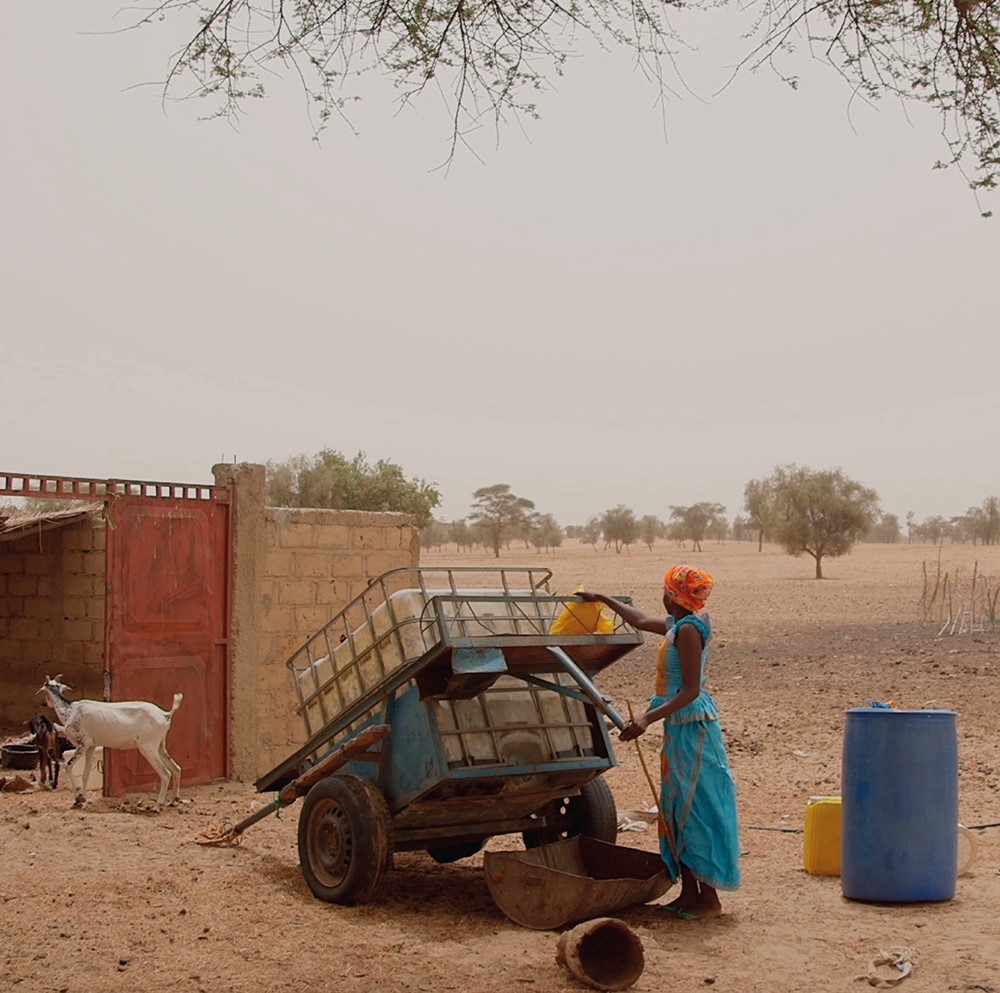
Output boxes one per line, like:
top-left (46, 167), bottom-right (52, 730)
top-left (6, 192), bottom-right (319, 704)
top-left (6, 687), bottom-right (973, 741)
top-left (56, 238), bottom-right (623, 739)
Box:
top-left (580, 565), bottom-right (740, 919)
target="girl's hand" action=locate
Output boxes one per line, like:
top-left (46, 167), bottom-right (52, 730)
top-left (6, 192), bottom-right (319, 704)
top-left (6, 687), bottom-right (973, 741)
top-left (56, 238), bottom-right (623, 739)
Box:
top-left (619, 713), bottom-right (649, 741)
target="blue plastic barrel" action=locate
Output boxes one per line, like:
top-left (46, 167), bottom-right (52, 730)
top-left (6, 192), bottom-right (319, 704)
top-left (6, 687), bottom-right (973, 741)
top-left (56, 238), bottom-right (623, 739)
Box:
top-left (841, 708), bottom-right (958, 902)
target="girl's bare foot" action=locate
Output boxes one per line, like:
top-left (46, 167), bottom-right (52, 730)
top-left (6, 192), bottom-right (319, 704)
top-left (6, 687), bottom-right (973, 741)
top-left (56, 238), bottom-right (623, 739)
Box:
top-left (687, 898), bottom-right (722, 919)
top-left (662, 896), bottom-right (697, 913)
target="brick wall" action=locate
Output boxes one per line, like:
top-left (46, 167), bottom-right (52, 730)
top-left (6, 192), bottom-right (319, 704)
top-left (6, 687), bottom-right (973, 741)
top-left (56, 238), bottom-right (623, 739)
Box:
top-left (236, 500), bottom-right (419, 780)
top-left (0, 516), bottom-right (106, 725)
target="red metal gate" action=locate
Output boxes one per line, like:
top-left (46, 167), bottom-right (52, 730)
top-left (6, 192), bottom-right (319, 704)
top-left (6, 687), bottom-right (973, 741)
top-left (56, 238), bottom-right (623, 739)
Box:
top-left (0, 472), bottom-right (231, 796)
top-left (103, 482), bottom-right (230, 795)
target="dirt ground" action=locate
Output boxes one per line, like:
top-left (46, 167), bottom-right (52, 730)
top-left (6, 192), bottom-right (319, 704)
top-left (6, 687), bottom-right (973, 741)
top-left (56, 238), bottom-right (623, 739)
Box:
top-left (3, 540), bottom-right (999, 993)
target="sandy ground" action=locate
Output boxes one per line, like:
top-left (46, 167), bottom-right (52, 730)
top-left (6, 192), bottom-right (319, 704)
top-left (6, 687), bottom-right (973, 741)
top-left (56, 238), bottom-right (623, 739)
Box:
top-left (3, 540), bottom-right (999, 993)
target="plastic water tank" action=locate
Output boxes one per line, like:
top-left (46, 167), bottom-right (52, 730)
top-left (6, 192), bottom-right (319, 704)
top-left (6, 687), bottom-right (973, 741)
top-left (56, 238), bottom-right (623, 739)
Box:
top-left (841, 707), bottom-right (958, 902)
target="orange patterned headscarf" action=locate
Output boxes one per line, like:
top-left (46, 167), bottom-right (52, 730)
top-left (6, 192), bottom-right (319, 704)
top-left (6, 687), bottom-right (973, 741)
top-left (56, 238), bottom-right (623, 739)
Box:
top-left (663, 565), bottom-right (714, 612)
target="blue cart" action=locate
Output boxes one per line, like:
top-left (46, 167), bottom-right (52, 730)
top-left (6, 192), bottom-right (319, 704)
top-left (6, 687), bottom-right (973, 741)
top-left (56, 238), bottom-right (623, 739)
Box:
top-left (246, 567), bottom-right (644, 904)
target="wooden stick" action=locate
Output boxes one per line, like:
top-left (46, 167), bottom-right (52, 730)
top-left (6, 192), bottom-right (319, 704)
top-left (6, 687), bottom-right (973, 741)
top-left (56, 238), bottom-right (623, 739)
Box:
top-left (627, 701), bottom-right (660, 808)
top-left (196, 725), bottom-right (390, 846)
top-left (626, 701), bottom-right (679, 865)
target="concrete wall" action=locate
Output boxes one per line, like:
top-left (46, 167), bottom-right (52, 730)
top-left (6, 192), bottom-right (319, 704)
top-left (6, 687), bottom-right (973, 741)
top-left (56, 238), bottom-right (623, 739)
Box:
top-left (214, 464), bottom-right (421, 781)
top-left (0, 516), bottom-right (106, 725)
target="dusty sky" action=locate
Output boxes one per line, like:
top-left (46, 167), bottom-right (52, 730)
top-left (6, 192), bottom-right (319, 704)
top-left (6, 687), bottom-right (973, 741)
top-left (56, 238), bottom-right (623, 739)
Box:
top-left (4, 2), bottom-right (998, 527)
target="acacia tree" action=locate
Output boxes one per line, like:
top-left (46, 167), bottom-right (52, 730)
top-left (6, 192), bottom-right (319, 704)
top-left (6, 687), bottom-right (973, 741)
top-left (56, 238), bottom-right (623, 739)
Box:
top-left (579, 516), bottom-right (603, 551)
top-left (743, 478), bottom-right (777, 552)
top-left (966, 496), bottom-right (1000, 544)
top-left (420, 518), bottom-right (450, 550)
top-left (133, 0), bottom-right (1000, 204)
top-left (266, 449), bottom-right (440, 527)
top-left (866, 512), bottom-right (902, 544)
top-left (468, 484), bottom-right (535, 557)
top-left (530, 513), bottom-right (564, 552)
top-left (601, 505), bottom-right (639, 554)
top-left (639, 515), bottom-right (663, 551)
top-left (669, 503), bottom-right (726, 552)
top-left (448, 518), bottom-right (475, 551)
top-left (731, 514), bottom-right (751, 542)
top-left (759, 464), bottom-right (880, 578)
top-left (916, 514), bottom-right (951, 544)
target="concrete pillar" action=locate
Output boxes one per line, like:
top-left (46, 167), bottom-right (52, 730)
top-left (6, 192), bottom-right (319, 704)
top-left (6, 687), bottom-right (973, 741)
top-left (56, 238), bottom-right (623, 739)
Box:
top-left (213, 462), bottom-right (266, 782)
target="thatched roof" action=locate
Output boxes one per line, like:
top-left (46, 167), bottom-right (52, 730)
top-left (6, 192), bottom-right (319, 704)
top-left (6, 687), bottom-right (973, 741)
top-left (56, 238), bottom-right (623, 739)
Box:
top-left (0, 503), bottom-right (104, 543)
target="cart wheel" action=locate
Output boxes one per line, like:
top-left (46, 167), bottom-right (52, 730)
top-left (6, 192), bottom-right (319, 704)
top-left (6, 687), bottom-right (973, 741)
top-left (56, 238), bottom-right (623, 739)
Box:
top-left (297, 775), bottom-right (392, 904)
top-left (426, 840), bottom-right (485, 864)
top-left (522, 777), bottom-right (618, 849)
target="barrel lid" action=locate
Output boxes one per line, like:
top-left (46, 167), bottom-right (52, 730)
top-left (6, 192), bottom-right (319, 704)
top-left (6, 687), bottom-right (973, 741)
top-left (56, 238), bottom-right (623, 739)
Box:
top-left (844, 707), bottom-right (957, 716)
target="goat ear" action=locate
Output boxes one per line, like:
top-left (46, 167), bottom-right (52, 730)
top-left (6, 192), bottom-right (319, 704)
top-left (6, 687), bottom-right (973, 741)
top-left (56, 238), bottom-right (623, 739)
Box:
top-left (53, 673), bottom-right (63, 682)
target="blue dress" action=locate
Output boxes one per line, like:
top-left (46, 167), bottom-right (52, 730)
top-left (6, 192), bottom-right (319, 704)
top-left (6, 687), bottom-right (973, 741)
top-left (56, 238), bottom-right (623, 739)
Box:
top-left (648, 612), bottom-right (740, 891)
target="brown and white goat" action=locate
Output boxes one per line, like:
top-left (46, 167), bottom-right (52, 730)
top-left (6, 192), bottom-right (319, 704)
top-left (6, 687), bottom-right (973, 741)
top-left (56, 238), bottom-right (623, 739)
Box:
top-left (36, 674), bottom-right (183, 812)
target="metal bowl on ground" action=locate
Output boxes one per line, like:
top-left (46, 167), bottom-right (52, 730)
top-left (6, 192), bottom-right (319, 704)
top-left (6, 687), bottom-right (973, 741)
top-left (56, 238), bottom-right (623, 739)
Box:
top-left (2, 743), bottom-right (39, 770)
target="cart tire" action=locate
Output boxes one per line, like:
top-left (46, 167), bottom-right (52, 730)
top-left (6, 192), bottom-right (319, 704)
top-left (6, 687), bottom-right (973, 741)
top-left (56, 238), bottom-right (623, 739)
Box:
top-left (297, 775), bottom-right (392, 904)
top-left (427, 840), bottom-right (485, 864)
top-left (522, 777), bottom-right (618, 849)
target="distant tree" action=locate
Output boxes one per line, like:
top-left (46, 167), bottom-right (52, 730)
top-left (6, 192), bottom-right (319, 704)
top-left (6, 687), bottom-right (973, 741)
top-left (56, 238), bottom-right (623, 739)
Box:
top-left (468, 484), bottom-right (536, 558)
top-left (639, 515), bottom-right (663, 551)
top-left (966, 496), bottom-right (1000, 545)
top-left (984, 497), bottom-right (1000, 545)
top-left (743, 478), bottom-right (777, 552)
top-left (448, 519), bottom-right (475, 552)
top-left (731, 514), bottom-right (751, 543)
top-left (266, 449), bottom-right (440, 528)
top-left (765, 464), bottom-right (880, 578)
top-left (905, 510), bottom-right (917, 544)
top-left (530, 513), bottom-right (564, 552)
top-left (950, 513), bottom-right (975, 543)
top-left (579, 517), bottom-right (603, 551)
top-left (669, 502), bottom-right (726, 552)
top-left (20, 497), bottom-right (90, 513)
top-left (708, 517), bottom-right (730, 543)
top-left (420, 518), bottom-right (450, 550)
top-left (601, 505), bottom-right (639, 554)
top-left (866, 512), bottom-right (902, 544)
top-left (916, 515), bottom-right (951, 544)
top-left (515, 512), bottom-right (539, 549)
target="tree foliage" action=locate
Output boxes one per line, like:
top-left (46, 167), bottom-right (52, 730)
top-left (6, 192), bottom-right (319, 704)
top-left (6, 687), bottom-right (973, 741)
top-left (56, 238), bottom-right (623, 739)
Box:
top-left (530, 513), bottom-right (564, 552)
top-left (468, 483), bottom-right (535, 557)
top-left (754, 464), bottom-right (880, 578)
top-left (420, 517), bottom-right (450, 549)
top-left (668, 502), bottom-right (726, 552)
top-left (743, 477), bottom-right (777, 552)
top-left (139, 0), bottom-right (1000, 201)
top-left (914, 514), bottom-right (951, 543)
top-left (639, 514), bottom-right (664, 551)
top-left (601, 505), bottom-right (639, 554)
top-left (866, 512), bottom-right (902, 543)
top-left (266, 449), bottom-right (440, 527)
top-left (448, 518), bottom-right (475, 550)
top-left (966, 495), bottom-right (1000, 544)
top-left (579, 516), bottom-right (604, 550)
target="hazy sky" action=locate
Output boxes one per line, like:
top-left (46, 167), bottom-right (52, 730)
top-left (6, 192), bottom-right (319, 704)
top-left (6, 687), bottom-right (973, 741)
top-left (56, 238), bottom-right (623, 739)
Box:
top-left (4, 2), bottom-right (998, 526)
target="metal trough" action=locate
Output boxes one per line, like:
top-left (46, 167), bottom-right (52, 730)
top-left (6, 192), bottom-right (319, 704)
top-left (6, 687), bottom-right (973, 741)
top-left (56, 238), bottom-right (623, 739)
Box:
top-left (484, 836), bottom-right (671, 930)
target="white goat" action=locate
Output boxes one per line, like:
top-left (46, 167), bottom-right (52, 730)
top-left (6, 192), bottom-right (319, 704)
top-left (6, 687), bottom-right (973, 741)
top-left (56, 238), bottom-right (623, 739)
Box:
top-left (36, 674), bottom-right (183, 812)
